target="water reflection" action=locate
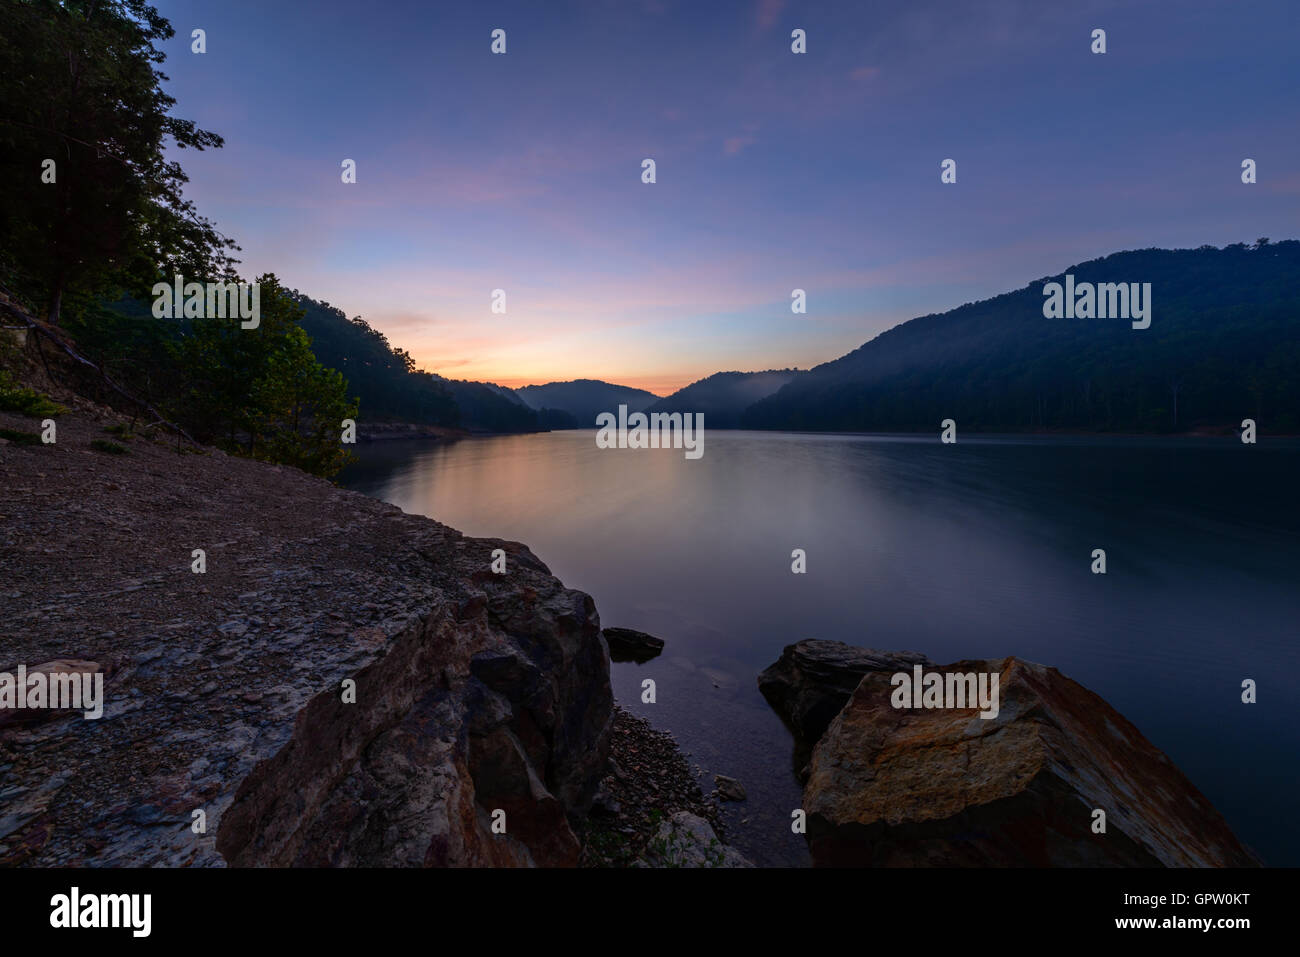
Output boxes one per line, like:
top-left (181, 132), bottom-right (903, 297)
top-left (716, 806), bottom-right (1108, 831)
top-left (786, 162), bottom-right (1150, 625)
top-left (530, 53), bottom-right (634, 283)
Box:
top-left (340, 431), bottom-right (1300, 866)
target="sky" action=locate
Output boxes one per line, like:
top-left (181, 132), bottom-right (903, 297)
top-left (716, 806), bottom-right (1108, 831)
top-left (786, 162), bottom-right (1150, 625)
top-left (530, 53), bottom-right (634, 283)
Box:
top-left (152, 0), bottom-right (1300, 395)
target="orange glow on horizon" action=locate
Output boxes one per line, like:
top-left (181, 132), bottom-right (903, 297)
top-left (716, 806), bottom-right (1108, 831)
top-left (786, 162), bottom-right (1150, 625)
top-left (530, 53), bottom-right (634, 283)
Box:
top-left (460, 372), bottom-right (683, 397)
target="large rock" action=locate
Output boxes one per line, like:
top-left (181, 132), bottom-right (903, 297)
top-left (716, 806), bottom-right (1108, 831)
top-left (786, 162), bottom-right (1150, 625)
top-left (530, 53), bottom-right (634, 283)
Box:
top-left (0, 396), bottom-right (613, 867)
top-left (801, 655), bottom-right (1258, 867)
top-left (602, 627), bottom-right (665, 663)
top-left (758, 640), bottom-right (931, 747)
top-left (216, 547), bottom-right (612, 867)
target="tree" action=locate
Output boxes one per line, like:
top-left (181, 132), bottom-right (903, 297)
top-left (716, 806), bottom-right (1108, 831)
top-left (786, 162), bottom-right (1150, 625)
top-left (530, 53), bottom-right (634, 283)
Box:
top-left (248, 330), bottom-right (359, 476)
top-left (177, 275), bottom-right (359, 477)
top-left (0, 0), bottom-right (237, 323)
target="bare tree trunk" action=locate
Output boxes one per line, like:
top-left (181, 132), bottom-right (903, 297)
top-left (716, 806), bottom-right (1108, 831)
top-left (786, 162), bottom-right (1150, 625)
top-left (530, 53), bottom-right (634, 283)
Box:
top-left (46, 278), bottom-right (63, 326)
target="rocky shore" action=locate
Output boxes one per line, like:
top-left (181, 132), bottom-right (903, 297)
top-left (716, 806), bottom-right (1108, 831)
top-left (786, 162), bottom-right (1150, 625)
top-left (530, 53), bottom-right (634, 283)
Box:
top-left (579, 707), bottom-right (744, 867)
top-left (0, 342), bottom-right (752, 867)
top-left (2, 370), bottom-right (621, 865)
top-left (0, 341), bottom-right (1261, 870)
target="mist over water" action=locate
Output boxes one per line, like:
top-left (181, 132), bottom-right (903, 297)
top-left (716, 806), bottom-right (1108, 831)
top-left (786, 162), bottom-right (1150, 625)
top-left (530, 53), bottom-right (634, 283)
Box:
top-left (340, 431), bottom-right (1300, 867)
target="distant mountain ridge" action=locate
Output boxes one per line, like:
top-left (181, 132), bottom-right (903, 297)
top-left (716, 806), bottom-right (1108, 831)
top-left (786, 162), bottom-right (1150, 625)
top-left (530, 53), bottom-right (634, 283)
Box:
top-left (292, 294), bottom-right (552, 433)
top-left (645, 369), bottom-right (802, 428)
top-left (744, 241), bottom-right (1300, 434)
top-left (294, 241), bottom-right (1300, 436)
top-left (514, 379), bottom-right (659, 427)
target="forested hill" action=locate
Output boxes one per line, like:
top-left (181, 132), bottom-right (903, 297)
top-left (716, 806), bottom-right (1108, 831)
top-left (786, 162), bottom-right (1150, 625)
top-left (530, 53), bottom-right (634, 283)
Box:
top-left (72, 290), bottom-right (559, 436)
top-left (292, 293), bottom-right (557, 433)
top-left (291, 293), bottom-right (457, 426)
top-left (514, 379), bottom-right (658, 426)
top-left (0, 0), bottom-right (556, 481)
top-left (646, 369), bottom-right (801, 428)
top-left (743, 241), bottom-right (1300, 434)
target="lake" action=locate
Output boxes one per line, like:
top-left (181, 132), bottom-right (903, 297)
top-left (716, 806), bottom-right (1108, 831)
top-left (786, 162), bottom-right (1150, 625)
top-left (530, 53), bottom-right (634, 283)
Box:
top-left (339, 430), bottom-right (1300, 867)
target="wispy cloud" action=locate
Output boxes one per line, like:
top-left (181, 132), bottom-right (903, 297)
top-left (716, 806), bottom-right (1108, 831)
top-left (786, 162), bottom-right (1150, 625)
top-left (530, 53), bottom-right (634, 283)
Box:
top-left (723, 127), bottom-right (760, 155)
top-left (755, 0), bottom-right (785, 31)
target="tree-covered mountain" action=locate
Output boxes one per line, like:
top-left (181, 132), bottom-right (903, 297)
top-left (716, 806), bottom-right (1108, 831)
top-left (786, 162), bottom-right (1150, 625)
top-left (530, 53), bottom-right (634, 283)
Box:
top-left (64, 288), bottom-right (563, 440)
top-left (645, 369), bottom-right (802, 428)
top-left (292, 293), bottom-right (564, 433)
top-left (434, 377), bottom-right (552, 433)
top-left (291, 293), bottom-right (459, 427)
top-left (744, 241), bottom-right (1300, 434)
top-left (514, 379), bottom-right (659, 427)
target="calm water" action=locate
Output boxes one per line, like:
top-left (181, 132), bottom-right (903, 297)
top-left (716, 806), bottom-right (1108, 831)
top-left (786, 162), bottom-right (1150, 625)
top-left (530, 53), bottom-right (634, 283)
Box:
top-left (339, 430), bottom-right (1300, 867)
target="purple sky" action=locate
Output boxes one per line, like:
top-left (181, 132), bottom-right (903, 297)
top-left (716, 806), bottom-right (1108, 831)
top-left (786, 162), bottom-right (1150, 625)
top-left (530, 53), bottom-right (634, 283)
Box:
top-left (154, 0), bottom-right (1300, 394)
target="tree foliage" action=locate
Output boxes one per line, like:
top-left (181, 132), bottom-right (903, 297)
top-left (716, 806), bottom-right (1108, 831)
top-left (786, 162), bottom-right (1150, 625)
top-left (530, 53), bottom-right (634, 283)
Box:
top-left (291, 293), bottom-right (460, 427)
top-left (175, 275), bottom-right (359, 476)
top-left (0, 0), bottom-right (237, 322)
top-left (294, 292), bottom-right (548, 432)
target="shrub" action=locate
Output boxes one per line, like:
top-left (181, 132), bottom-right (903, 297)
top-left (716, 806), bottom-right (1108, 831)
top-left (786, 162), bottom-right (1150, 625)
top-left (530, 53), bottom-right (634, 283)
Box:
top-left (0, 370), bottom-right (66, 416)
top-left (0, 427), bottom-right (40, 445)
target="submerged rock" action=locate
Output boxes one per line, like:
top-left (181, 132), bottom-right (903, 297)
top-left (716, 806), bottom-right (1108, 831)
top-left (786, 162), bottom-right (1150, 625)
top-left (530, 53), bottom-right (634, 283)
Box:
top-left (713, 774), bottom-right (746, 802)
top-left (602, 627), bottom-right (665, 663)
top-left (795, 654), bottom-right (1258, 867)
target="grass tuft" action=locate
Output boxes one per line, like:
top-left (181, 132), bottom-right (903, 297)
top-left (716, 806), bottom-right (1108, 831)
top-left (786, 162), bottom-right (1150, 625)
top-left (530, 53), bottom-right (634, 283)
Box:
top-left (0, 370), bottom-right (67, 417)
top-left (0, 427), bottom-right (40, 445)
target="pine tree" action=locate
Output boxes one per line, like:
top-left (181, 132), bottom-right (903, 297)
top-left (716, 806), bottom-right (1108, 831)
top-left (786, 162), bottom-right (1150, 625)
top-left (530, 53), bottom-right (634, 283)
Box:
top-left (0, 0), bottom-right (237, 322)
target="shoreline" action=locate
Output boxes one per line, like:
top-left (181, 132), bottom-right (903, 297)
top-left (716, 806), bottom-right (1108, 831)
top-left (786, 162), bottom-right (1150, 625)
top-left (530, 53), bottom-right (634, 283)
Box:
top-left (578, 706), bottom-right (729, 867)
top-left (433, 425), bottom-right (1295, 440)
top-left (2, 356), bottom-right (1274, 868)
top-left (0, 371), bottom-right (747, 867)
top-left (354, 422), bottom-right (467, 443)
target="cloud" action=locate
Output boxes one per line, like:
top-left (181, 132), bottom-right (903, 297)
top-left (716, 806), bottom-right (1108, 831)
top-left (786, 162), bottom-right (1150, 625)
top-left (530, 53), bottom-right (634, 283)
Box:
top-left (1264, 171), bottom-right (1300, 195)
top-left (724, 133), bottom-right (758, 155)
top-left (724, 120), bottom-right (761, 156)
top-left (756, 0), bottom-right (785, 31)
top-left (366, 311), bottom-right (444, 334)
